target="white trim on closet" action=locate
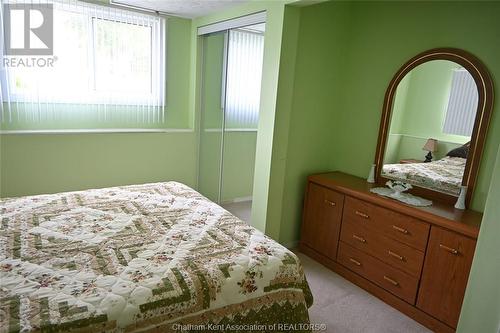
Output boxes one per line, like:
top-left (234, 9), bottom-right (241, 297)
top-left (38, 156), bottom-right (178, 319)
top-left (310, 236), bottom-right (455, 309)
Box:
top-left (197, 11), bottom-right (266, 36)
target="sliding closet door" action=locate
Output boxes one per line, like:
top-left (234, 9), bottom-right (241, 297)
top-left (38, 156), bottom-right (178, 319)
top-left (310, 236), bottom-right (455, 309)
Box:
top-left (198, 23), bottom-right (265, 214)
top-left (220, 26), bottom-right (265, 203)
top-left (198, 31), bottom-right (227, 202)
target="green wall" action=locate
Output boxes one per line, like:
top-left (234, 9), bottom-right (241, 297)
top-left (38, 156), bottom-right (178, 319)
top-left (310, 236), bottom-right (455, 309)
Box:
top-left (269, 1), bottom-right (354, 246)
top-left (264, 5), bottom-right (302, 242)
top-left (270, 2), bottom-right (353, 245)
top-left (271, 1), bottom-right (500, 329)
top-left (1, 1), bottom-right (499, 330)
top-left (222, 131), bottom-right (257, 202)
top-left (272, 0), bottom-right (500, 249)
top-left (0, 131), bottom-right (197, 197)
top-left (198, 129), bottom-right (257, 203)
top-left (164, 18), bottom-right (194, 129)
top-left (1, 14), bottom-right (257, 201)
top-left (384, 71), bottom-right (411, 163)
top-left (457, 144), bottom-right (500, 333)
top-left (330, 1), bottom-right (500, 213)
top-left (1, 1), bottom-right (285, 205)
top-left (0, 17), bottom-right (197, 197)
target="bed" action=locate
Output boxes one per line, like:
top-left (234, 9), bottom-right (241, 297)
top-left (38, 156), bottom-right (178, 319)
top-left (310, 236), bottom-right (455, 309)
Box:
top-left (0, 182), bottom-right (312, 333)
top-left (382, 156), bottom-right (466, 196)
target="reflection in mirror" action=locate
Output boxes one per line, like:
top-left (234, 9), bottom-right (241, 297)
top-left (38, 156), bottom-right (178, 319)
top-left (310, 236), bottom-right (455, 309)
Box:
top-left (382, 60), bottom-right (478, 196)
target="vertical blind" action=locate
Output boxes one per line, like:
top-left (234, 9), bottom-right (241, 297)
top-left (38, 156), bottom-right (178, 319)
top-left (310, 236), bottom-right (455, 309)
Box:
top-left (224, 29), bottom-right (264, 129)
top-left (443, 68), bottom-right (478, 137)
top-left (0, 0), bottom-right (165, 128)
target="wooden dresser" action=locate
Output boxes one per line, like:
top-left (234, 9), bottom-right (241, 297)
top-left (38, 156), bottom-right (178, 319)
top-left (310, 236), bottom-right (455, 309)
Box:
top-left (300, 172), bottom-right (481, 333)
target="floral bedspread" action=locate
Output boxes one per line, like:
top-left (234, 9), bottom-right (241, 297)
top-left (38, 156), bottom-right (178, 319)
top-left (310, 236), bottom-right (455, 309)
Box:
top-left (382, 156), bottom-right (466, 195)
top-left (0, 182), bottom-right (312, 333)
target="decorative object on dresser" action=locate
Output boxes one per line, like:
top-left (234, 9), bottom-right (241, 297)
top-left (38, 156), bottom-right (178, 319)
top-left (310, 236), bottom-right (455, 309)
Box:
top-left (367, 164), bottom-right (376, 183)
top-left (375, 48), bottom-right (494, 206)
top-left (370, 185), bottom-right (432, 207)
top-left (300, 172), bottom-right (481, 333)
top-left (454, 185), bottom-right (468, 210)
top-left (385, 180), bottom-right (412, 197)
top-left (422, 138), bottom-right (438, 162)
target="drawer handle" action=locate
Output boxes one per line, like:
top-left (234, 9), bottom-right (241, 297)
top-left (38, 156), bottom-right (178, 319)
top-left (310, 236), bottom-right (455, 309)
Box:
top-left (324, 199), bottom-right (336, 207)
top-left (355, 211), bottom-right (369, 219)
top-left (349, 258), bottom-right (361, 266)
top-left (352, 234), bottom-right (366, 243)
top-left (388, 250), bottom-right (405, 261)
top-left (439, 244), bottom-right (459, 255)
top-left (392, 225), bottom-right (409, 234)
top-left (383, 275), bottom-right (399, 286)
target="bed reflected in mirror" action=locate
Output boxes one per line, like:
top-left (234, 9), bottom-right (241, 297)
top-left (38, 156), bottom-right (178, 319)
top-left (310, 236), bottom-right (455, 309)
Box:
top-left (382, 60), bottom-right (478, 197)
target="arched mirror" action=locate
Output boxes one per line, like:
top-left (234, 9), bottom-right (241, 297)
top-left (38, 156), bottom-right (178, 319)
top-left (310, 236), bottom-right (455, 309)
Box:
top-left (374, 48), bottom-right (494, 206)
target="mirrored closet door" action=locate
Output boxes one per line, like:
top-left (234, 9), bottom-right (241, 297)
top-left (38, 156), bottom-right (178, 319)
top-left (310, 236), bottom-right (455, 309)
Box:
top-left (197, 21), bottom-right (265, 224)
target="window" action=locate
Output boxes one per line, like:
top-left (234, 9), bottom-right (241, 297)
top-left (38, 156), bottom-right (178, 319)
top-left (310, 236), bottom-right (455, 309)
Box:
top-left (224, 28), bottom-right (265, 129)
top-left (93, 19), bottom-right (152, 95)
top-left (1, 0), bottom-right (165, 125)
top-left (442, 68), bottom-right (478, 137)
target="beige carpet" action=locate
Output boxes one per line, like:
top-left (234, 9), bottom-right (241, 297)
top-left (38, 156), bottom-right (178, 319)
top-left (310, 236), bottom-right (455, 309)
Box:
top-left (297, 252), bottom-right (431, 333)
top-left (221, 200), bottom-right (252, 223)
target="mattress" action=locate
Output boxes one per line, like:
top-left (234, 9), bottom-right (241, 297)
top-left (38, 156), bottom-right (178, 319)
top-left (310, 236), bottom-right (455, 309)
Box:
top-left (0, 182), bottom-right (312, 332)
top-left (382, 156), bottom-right (466, 196)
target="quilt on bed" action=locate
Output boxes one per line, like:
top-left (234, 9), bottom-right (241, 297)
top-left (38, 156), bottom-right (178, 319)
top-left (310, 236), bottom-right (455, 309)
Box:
top-left (0, 182), bottom-right (312, 333)
top-left (382, 156), bottom-right (466, 195)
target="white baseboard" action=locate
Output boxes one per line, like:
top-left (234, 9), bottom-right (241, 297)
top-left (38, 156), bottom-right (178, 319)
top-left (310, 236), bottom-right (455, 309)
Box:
top-left (221, 196), bottom-right (252, 204)
top-left (233, 196), bottom-right (252, 203)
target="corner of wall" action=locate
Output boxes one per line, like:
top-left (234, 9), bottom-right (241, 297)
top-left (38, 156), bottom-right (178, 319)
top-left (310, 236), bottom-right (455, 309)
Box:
top-left (275, 1), bottom-right (353, 246)
top-left (264, 5), bottom-right (302, 241)
top-left (457, 143), bottom-right (500, 332)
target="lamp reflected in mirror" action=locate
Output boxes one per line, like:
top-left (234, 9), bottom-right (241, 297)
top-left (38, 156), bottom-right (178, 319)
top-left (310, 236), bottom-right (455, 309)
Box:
top-left (423, 138), bottom-right (438, 163)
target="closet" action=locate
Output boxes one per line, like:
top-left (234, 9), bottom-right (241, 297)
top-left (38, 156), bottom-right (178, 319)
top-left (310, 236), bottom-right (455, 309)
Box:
top-left (197, 14), bottom-right (266, 222)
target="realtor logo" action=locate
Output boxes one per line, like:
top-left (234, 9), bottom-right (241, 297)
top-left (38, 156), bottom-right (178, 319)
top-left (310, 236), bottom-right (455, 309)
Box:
top-left (3, 4), bottom-right (53, 55)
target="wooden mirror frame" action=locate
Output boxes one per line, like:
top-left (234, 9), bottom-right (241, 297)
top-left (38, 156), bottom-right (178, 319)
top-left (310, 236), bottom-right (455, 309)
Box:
top-left (374, 48), bottom-right (494, 206)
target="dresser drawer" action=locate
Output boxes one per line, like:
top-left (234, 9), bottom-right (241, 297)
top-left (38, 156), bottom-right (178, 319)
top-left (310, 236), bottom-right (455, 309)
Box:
top-left (338, 242), bottom-right (419, 304)
top-left (343, 196), bottom-right (430, 251)
top-left (340, 221), bottom-right (425, 277)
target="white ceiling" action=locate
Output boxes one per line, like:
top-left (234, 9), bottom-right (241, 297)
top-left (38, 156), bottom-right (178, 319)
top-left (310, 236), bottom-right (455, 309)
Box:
top-left (112, 0), bottom-right (250, 18)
